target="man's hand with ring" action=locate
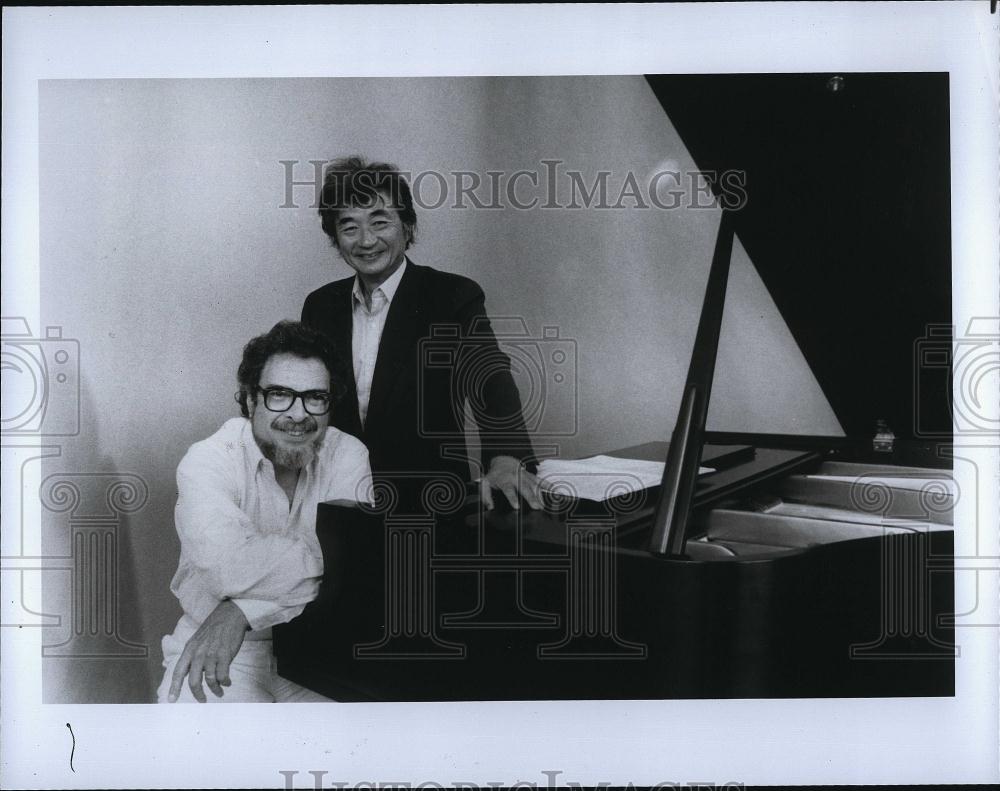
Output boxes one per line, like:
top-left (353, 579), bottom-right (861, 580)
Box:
top-left (167, 599), bottom-right (250, 703)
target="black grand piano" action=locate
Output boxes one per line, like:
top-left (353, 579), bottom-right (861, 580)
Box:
top-left (275, 73), bottom-right (955, 700)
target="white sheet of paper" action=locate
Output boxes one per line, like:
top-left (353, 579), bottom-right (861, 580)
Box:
top-left (537, 454), bottom-right (714, 501)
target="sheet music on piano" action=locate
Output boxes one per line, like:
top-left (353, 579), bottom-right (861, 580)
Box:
top-left (536, 454), bottom-right (715, 502)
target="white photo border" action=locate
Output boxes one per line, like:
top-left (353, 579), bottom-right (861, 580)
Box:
top-left (2, 3), bottom-right (998, 789)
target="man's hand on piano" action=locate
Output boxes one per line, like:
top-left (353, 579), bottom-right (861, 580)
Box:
top-left (481, 455), bottom-right (544, 510)
top-left (167, 599), bottom-right (250, 703)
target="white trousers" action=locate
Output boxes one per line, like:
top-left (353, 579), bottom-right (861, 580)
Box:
top-left (157, 616), bottom-right (332, 703)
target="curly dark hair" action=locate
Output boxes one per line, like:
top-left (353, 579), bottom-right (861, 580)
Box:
top-left (317, 155), bottom-right (417, 249)
top-left (235, 320), bottom-right (349, 418)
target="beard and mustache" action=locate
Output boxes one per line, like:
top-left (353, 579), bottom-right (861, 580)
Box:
top-left (255, 416), bottom-right (325, 470)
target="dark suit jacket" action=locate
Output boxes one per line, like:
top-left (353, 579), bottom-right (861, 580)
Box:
top-left (302, 262), bottom-right (535, 493)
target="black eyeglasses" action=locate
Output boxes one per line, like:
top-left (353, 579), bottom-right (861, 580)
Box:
top-left (254, 386), bottom-right (332, 415)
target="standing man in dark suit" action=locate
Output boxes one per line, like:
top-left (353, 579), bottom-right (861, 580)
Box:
top-left (302, 156), bottom-right (542, 511)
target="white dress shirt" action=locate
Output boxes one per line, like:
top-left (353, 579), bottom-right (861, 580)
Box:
top-left (169, 417), bottom-right (372, 636)
top-left (352, 259), bottom-right (407, 426)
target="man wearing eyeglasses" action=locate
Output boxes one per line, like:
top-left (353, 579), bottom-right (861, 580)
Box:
top-left (158, 320), bottom-right (372, 703)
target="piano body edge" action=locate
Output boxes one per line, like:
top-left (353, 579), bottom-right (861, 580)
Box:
top-left (274, 440), bottom-right (956, 701)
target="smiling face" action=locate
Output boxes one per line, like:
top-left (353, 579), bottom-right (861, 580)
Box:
top-left (249, 353), bottom-right (331, 473)
top-left (332, 193), bottom-right (412, 292)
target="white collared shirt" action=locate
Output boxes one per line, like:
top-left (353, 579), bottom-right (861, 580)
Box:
top-left (169, 417), bottom-right (372, 636)
top-left (352, 259), bottom-right (407, 426)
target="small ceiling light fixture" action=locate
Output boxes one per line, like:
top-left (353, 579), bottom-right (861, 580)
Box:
top-left (826, 75), bottom-right (846, 93)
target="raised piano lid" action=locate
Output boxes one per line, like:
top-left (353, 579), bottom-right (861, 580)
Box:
top-left (644, 73), bottom-right (952, 451)
top-left (640, 74), bottom-right (954, 557)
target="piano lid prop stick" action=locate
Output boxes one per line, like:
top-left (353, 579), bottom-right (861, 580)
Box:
top-left (649, 209), bottom-right (736, 557)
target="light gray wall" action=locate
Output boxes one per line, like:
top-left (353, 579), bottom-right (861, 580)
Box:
top-left (38, 76), bottom-right (840, 702)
